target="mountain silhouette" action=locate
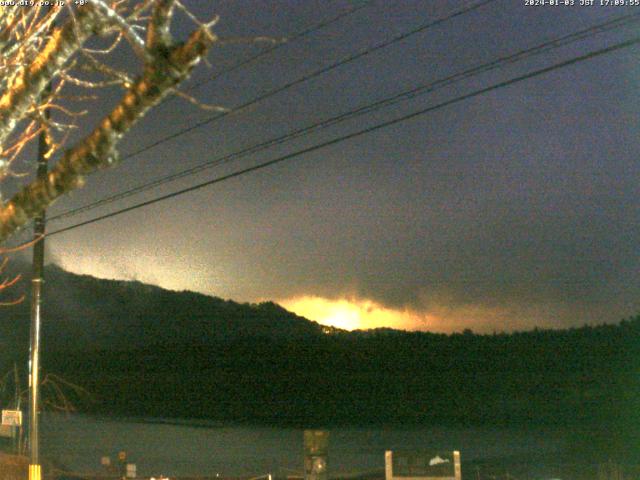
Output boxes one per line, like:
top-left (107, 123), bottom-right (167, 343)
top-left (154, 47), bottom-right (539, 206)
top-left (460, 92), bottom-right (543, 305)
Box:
top-left (0, 260), bottom-right (335, 354)
top-left (0, 260), bottom-right (638, 461)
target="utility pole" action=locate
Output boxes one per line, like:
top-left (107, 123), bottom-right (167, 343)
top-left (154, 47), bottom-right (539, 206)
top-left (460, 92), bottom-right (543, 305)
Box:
top-left (28, 81), bottom-right (51, 480)
top-left (28, 9), bottom-right (55, 478)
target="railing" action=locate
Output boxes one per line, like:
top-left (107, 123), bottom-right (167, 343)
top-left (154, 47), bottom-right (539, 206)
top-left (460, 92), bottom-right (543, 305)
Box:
top-left (37, 461), bottom-right (640, 480)
top-left (461, 460), bottom-right (639, 480)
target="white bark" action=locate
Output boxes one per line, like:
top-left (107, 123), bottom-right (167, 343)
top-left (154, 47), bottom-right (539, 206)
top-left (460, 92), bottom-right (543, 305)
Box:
top-left (0, 1), bottom-right (217, 244)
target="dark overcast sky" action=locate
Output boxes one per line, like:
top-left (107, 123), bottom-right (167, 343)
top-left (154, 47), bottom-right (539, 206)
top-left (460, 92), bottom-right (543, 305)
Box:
top-left (10, 0), bottom-right (639, 332)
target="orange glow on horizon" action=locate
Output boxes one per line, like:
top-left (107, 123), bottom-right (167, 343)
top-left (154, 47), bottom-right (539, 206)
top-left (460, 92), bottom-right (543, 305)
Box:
top-left (279, 295), bottom-right (526, 333)
top-left (279, 296), bottom-right (428, 331)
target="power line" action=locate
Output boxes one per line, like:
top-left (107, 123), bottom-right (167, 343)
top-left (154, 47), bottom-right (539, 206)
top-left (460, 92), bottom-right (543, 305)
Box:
top-left (185, 1), bottom-right (374, 94)
top-left (121, 0), bottom-right (498, 160)
top-left (48, 10), bottom-right (640, 223)
top-left (47, 35), bottom-right (640, 238)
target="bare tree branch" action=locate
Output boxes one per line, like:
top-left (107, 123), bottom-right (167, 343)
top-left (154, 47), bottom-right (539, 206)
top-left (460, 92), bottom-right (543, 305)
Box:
top-left (147, 0), bottom-right (176, 51)
top-left (0, 6), bottom-right (105, 155)
top-left (0, 21), bottom-right (216, 243)
top-left (91, 0), bottom-right (150, 62)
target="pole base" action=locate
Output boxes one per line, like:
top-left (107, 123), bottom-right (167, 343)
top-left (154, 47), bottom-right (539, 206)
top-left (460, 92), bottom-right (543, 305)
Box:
top-left (29, 464), bottom-right (41, 480)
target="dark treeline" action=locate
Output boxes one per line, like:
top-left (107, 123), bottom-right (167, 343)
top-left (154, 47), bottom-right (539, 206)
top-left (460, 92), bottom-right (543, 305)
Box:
top-left (49, 322), bottom-right (640, 425)
top-left (0, 263), bottom-right (638, 460)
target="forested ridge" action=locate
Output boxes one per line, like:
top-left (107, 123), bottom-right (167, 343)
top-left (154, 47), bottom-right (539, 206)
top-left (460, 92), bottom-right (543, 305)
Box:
top-left (0, 263), bottom-right (637, 459)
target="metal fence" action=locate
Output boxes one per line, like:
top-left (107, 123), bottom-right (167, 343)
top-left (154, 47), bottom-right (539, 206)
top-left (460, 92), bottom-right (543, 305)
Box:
top-left (32, 460), bottom-right (640, 480)
top-left (461, 460), bottom-right (640, 480)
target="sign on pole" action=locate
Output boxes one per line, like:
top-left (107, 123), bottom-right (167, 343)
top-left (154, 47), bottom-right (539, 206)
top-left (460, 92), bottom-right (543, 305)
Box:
top-left (304, 430), bottom-right (328, 480)
top-left (385, 451), bottom-right (461, 480)
top-left (2, 410), bottom-right (22, 427)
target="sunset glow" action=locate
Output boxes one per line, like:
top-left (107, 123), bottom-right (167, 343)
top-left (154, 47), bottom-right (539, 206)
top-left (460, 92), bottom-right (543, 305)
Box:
top-left (278, 295), bottom-right (545, 333)
top-left (279, 296), bottom-right (427, 331)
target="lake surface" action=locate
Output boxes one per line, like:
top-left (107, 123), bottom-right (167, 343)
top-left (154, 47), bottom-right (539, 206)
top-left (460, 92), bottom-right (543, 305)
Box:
top-left (39, 414), bottom-right (567, 477)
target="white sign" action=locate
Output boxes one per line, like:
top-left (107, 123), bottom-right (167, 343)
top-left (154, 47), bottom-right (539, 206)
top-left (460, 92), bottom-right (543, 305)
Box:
top-left (429, 456), bottom-right (450, 466)
top-left (2, 410), bottom-right (22, 427)
top-left (126, 463), bottom-right (137, 478)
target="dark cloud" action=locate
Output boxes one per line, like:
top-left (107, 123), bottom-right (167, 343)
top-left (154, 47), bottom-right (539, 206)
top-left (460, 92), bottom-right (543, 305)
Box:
top-left (39, 1), bottom-right (640, 332)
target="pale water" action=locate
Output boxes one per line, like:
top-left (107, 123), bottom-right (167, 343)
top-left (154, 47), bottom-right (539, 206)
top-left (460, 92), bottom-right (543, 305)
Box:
top-left (39, 414), bottom-right (566, 477)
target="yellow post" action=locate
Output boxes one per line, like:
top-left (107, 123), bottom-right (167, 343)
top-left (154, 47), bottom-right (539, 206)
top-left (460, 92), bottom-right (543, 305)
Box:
top-left (29, 464), bottom-right (41, 480)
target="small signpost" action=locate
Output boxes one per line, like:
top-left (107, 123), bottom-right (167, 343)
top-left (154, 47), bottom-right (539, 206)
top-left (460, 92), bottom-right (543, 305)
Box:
top-left (2, 410), bottom-right (22, 427)
top-left (0, 410), bottom-right (22, 446)
top-left (304, 430), bottom-right (328, 480)
top-left (385, 450), bottom-right (461, 480)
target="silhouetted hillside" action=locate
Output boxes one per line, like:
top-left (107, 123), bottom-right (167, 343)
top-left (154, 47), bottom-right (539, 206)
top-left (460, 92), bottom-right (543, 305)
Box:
top-left (0, 261), bottom-right (333, 356)
top-left (0, 262), bottom-right (638, 461)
